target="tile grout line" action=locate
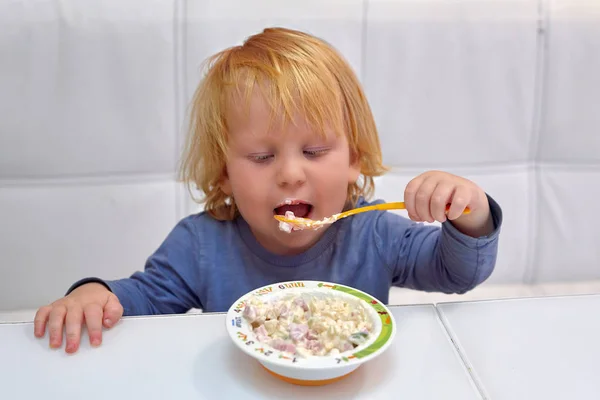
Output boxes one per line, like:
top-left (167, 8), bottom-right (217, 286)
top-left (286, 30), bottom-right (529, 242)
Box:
top-left (434, 306), bottom-right (490, 400)
top-left (382, 161), bottom-right (600, 173)
top-left (173, 0), bottom-right (181, 221)
top-left (360, 0), bottom-right (369, 85)
top-left (524, 0), bottom-right (550, 285)
top-left (3, 162), bottom-right (600, 189)
top-left (173, 0), bottom-right (186, 221)
top-left (0, 173), bottom-right (177, 189)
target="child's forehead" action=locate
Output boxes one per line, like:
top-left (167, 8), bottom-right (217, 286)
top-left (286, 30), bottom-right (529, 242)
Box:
top-left (225, 86), bottom-right (339, 139)
top-left (226, 87), bottom-right (272, 122)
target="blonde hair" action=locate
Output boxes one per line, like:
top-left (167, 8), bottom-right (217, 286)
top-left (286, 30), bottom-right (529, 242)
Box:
top-left (179, 27), bottom-right (388, 220)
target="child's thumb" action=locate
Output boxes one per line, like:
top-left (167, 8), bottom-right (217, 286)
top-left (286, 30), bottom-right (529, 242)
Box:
top-left (102, 294), bottom-right (124, 328)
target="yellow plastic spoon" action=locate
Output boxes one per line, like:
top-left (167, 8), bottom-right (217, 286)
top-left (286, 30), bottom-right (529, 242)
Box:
top-left (274, 202), bottom-right (470, 231)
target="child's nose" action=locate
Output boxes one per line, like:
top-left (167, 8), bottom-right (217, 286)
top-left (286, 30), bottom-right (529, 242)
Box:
top-left (276, 158), bottom-right (306, 187)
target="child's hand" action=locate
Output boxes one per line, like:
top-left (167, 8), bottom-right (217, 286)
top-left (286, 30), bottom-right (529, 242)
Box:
top-left (404, 170), bottom-right (494, 237)
top-left (33, 283), bottom-right (123, 353)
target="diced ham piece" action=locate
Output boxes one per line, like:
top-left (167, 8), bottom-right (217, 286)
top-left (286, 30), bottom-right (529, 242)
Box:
top-left (270, 338), bottom-right (296, 354)
top-left (341, 341), bottom-right (354, 352)
top-left (294, 297), bottom-right (309, 311)
top-left (254, 325), bottom-right (269, 342)
top-left (305, 340), bottom-right (323, 352)
top-left (289, 323), bottom-right (309, 341)
top-left (243, 305), bottom-right (256, 322)
top-left (278, 304), bottom-right (289, 318)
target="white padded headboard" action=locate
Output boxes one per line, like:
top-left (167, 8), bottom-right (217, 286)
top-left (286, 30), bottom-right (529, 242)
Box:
top-left (1, 0), bottom-right (599, 311)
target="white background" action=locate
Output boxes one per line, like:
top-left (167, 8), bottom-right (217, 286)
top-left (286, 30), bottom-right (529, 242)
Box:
top-left (1, 0), bottom-right (599, 312)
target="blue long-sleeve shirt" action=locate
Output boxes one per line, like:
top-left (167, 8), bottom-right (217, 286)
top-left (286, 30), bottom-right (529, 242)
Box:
top-left (69, 196), bottom-right (502, 315)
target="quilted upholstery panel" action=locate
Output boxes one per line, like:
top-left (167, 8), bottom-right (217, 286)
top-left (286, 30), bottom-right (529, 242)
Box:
top-left (0, 179), bottom-right (178, 310)
top-left (533, 166), bottom-right (600, 282)
top-left (0, 1), bottom-right (177, 177)
top-left (538, 0), bottom-right (600, 163)
top-left (532, 0), bottom-right (600, 281)
top-left (0, 0), bottom-right (598, 311)
top-left (364, 0), bottom-right (538, 167)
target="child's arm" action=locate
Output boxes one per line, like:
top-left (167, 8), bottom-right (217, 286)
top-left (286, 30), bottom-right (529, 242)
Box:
top-left (374, 171), bottom-right (502, 293)
top-left (34, 218), bottom-right (204, 353)
top-left (92, 218), bottom-right (204, 316)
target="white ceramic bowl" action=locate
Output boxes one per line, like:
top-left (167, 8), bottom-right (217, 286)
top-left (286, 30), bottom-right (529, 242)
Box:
top-left (225, 280), bottom-right (396, 386)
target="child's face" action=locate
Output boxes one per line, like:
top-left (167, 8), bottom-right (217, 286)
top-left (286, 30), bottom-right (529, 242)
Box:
top-left (222, 90), bottom-right (360, 255)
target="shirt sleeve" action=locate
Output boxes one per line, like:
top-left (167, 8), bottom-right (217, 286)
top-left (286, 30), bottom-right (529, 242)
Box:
top-left (374, 194), bottom-right (503, 294)
top-left (67, 218), bottom-right (204, 316)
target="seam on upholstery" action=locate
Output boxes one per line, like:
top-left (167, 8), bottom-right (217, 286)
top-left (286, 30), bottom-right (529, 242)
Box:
top-left (524, 0), bottom-right (549, 284)
top-left (173, 0), bottom-right (185, 220)
top-left (360, 0), bottom-right (369, 84)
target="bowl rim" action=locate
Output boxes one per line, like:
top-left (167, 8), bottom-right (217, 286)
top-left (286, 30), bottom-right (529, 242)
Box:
top-left (225, 280), bottom-right (396, 371)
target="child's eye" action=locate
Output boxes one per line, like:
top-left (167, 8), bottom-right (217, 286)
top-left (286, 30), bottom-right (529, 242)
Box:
top-left (248, 154), bottom-right (273, 163)
top-left (304, 148), bottom-right (329, 158)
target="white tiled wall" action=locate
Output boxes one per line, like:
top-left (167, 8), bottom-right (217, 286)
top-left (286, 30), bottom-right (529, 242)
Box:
top-left (0, 1), bottom-right (177, 178)
top-left (539, 0), bottom-right (600, 164)
top-left (1, 0), bottom-right (599, 314)
top-left (534, 167), bottom-right (600, 282)
top-left (364, 0), bottom-right (538, 168)
top-left (0, 178), bottom-right (179, 309)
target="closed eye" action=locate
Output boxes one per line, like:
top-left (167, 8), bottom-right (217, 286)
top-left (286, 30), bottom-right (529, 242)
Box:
top-left (248, 154), bottom-right (273, 163)
top-left (304, 148), bottom-right (329, 158)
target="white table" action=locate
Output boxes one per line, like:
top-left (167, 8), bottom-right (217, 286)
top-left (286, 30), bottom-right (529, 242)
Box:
top-left (0, 305), bottom-right (480, 399)
top-left (437, 294), bottom-right (600, 400)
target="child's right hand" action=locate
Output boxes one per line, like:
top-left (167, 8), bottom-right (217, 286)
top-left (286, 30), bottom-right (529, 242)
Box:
top-left (33, 283), bottom-right (123, 353)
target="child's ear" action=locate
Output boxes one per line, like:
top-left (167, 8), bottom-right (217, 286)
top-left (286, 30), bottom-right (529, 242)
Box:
top-left (221, 179), bottom-right (232, 196)
top-left (220, 168), bottom-right (233, 195)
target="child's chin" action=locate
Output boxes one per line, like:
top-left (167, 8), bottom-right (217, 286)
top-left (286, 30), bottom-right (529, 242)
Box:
top-left (277, 233), bottom-right (322, 252)
top-left (279, 226), bottom-right (325, 245)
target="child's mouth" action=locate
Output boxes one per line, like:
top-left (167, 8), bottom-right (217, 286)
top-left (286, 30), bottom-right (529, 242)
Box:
top-left (273, 201), bottom-right (313, 219)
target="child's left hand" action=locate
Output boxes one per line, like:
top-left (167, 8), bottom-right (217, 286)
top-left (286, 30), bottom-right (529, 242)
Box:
top-left (404, 170), bottom-right (494, 237)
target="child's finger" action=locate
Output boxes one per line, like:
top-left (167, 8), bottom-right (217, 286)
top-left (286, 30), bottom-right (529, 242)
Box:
top-left (447, 185), bottom-right (471, 220)
top-left (415, 178), bottom-right (438, 223)
top-left (407, 213), bottom-right (420, 221)
top-left (102, 294), bottom-right (123, 328)
top-left (48, 305), bottom-right (67, 349)
top-left (84, 303), bottom-right (104, 347)
top-left (404, 176), bottom-right (424, 220)
top-left (33, 305), bottom-right (52, 338)
top-left (64, 304), bottom-right (83, 353)
top-left (430, 183), bottom-right (454, 222)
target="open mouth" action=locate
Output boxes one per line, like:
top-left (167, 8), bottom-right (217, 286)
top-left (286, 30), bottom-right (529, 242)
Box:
top-left (273, 200), bottom-right (313, 219)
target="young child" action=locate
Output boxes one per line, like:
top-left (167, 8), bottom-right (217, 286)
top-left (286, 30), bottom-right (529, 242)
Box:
top-left (34, 27), bottom-right (502, 353)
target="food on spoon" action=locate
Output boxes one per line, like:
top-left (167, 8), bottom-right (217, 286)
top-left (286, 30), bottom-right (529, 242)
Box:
top-left (278, 211), bottom-right (296, 233)
top-left (274, 199), bottom-right (316, 232)
top-left (276, 212), bottom-right (336, 232)
top-left (242, 293), bottom-right (373, 357)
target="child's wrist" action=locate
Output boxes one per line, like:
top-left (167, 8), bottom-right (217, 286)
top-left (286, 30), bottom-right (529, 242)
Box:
top-left (449, 191), bottom-right (494, 238)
